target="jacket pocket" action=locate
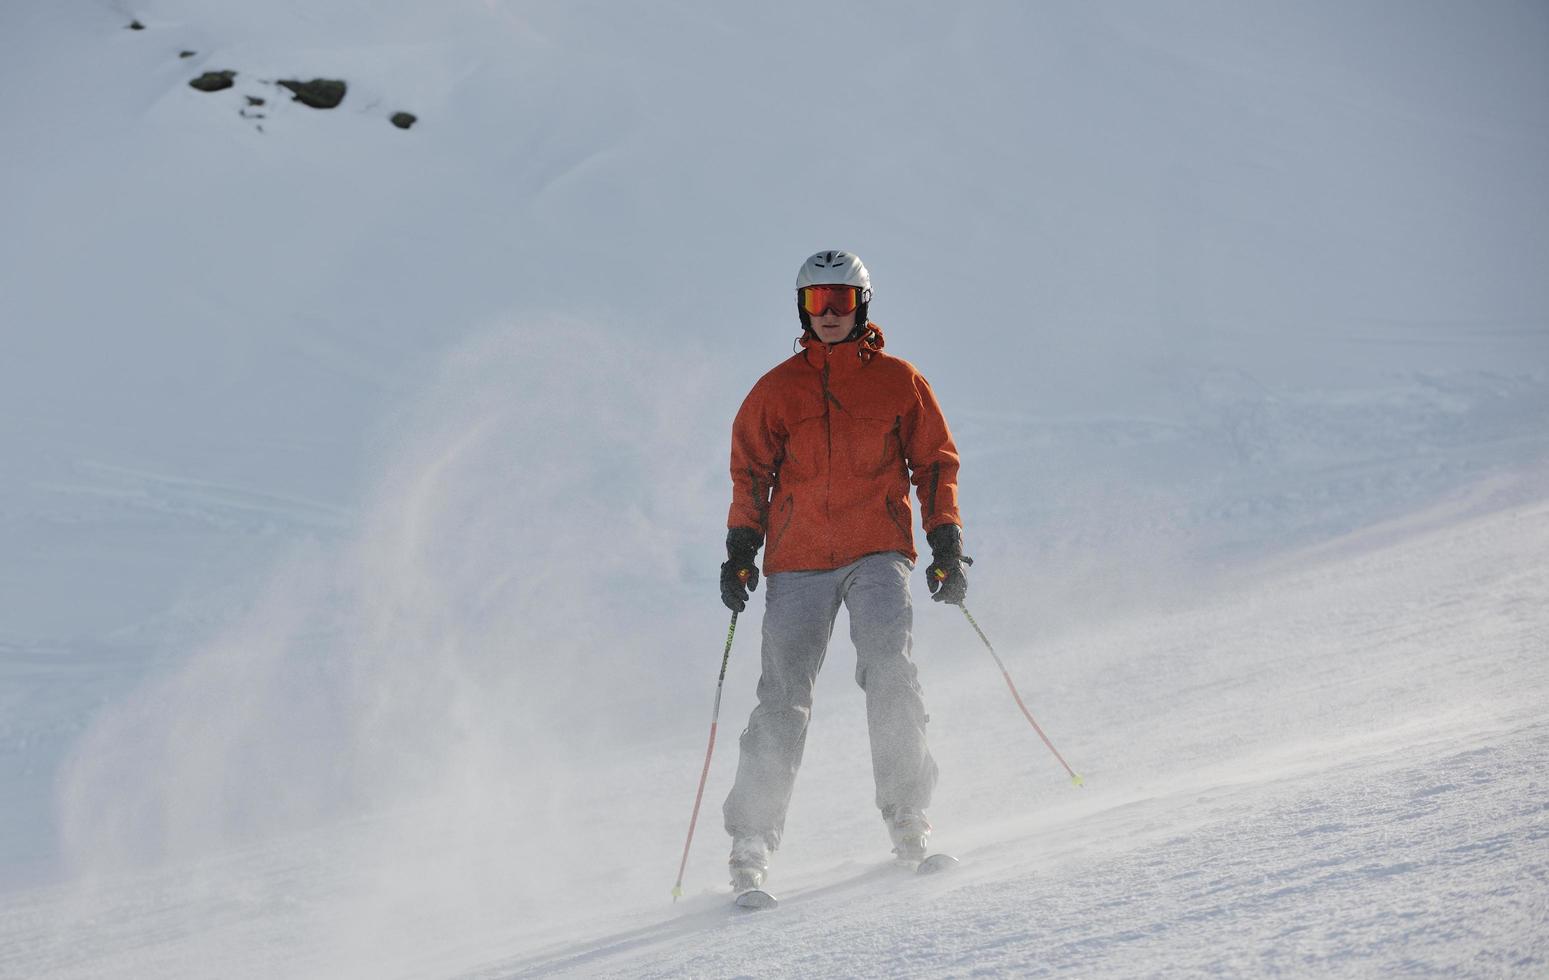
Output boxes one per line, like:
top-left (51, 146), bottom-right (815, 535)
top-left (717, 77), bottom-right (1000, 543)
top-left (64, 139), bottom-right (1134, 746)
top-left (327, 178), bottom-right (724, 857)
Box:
top-left (848, 414), bottom-right (904, 478)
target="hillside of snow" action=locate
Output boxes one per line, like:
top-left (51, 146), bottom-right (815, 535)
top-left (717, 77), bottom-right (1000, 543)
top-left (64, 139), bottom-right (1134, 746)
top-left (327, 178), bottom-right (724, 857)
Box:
top-left (1, 1), bottom-right (1546, 977)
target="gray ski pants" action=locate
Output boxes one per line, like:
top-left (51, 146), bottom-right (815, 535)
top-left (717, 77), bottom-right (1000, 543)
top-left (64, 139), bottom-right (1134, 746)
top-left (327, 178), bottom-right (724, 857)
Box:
top-left (723, 551), bottom-right (938, 849)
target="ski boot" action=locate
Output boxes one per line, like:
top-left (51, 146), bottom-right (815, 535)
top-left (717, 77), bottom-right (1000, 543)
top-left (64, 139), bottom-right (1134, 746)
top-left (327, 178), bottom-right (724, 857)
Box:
top-left (729, 836), bottom-right (778, 909)
top-left (729, 835), bottom-right (770, 891)
top-left (887, 805), bottom-right (932, 864)
top-left (887, 806), bottom-right (958, 875)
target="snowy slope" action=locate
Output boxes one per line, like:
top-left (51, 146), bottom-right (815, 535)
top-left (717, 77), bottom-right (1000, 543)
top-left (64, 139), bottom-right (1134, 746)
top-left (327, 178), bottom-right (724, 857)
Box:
top-left (2, 474), bottom-right (1545, 978)
top-left (1, 0), bottom-right (1547, 976)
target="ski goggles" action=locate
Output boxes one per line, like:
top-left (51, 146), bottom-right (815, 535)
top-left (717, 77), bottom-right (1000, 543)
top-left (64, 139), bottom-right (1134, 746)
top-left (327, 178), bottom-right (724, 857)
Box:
top-left (798, 284), bottom-right (862, 317)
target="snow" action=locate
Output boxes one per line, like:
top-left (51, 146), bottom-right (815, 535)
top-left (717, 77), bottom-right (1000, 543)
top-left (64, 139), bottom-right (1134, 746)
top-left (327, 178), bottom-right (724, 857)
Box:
top-left (1, 0), bottom-right (1547, 977)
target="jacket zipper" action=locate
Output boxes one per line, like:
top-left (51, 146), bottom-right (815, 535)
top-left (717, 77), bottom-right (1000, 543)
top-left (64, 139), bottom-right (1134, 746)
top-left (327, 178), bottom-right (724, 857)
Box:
top-left (822, 350), bottom-right (837, 564)
top-left (821, 353), bottom-right (834, 523)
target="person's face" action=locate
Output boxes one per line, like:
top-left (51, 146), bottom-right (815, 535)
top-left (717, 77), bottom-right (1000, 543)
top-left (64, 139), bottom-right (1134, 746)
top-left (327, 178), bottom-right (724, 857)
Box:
top-left (800, 285), bottom-right (861, 344)
top-left (811, 310), bottom-right (857, 344)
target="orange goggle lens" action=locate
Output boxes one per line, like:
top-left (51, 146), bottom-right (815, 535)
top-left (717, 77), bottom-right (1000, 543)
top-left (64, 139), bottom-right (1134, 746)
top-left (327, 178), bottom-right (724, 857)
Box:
top-left (799, 285), bottom-right (861, 317)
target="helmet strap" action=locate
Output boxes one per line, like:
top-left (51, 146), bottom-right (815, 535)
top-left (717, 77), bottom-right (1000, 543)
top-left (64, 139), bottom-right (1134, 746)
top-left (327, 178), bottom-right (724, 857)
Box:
top-left (846, 302), bottom-right (870, 341)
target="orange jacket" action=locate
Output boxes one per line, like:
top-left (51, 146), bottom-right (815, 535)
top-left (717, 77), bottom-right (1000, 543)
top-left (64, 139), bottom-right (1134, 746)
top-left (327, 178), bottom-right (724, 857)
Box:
top-left (728, 324), bottom-right (962, 574)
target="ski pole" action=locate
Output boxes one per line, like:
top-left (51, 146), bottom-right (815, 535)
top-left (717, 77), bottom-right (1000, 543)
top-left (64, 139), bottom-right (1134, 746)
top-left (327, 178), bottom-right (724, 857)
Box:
top-left (958, 603), bottom-right (1084, 787)
top-left (671, 604), bottom-right (742, 901)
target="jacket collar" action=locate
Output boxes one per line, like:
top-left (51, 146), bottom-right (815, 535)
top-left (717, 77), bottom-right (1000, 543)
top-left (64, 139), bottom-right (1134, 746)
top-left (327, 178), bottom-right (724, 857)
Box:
top-left (798, 322), bottom-right (886, 372)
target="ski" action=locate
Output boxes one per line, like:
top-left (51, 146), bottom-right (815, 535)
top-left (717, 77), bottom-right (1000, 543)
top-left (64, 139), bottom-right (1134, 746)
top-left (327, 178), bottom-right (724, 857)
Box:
top-left (896, 851), bottom-right (959, 875)
top-left (730, 853), bottom-right (952, 910)
top-left (916, 853), bottom-right (959, 875)
top-left (733, 887), bottom-right (778, 910)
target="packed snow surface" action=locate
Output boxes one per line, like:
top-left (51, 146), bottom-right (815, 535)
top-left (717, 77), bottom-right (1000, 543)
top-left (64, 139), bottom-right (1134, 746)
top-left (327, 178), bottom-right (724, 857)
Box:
top-left (1, 1), bottom-right (1546, 977)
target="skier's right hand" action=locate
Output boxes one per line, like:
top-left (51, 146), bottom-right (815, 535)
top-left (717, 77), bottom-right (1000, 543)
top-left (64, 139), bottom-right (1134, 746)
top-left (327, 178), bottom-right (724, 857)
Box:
top-left (720, 527), bottom-right (763, 612)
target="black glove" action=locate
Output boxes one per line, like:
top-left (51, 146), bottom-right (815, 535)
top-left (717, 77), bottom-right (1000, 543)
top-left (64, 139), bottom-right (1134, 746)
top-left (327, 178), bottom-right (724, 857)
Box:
top-left (720, 527), bottom-right (763, 612)
top-left (925, 524), bottom-right (973, 605)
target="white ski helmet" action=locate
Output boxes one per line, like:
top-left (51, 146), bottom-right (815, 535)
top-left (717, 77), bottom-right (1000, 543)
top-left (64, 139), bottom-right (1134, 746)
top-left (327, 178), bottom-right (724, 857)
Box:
top-left (795, 250), bottom-right (871, 293)
top-left (795, 250), bottom-right (872, 335)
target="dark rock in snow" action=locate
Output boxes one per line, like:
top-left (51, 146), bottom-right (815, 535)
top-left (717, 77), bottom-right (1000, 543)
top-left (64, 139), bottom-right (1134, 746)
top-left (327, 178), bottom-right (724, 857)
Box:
top-left (247, 96), bottom-right (266, 107)
top-left (390, 112), bottom-right (417, 130)
top-left (128, 20), bottom-right (145, 30)
top-left (179, 50), bottom-right (196, 59)
top-left (277, 79), bottom-right (347, 109)
top-left (189, 71), bottom-right (237, 93)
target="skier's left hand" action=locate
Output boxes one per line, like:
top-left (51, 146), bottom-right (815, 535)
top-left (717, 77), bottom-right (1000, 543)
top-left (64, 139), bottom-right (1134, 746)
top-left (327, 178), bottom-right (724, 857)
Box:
top-left (927, 563), bottom-right (969, 604)
top-left (925, 524), bottom-right (972, 605)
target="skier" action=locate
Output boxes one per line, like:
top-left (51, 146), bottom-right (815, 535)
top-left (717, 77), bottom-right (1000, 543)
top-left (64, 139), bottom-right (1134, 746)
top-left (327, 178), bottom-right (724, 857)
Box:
top-left (719, 250), bottom-right (970, 895)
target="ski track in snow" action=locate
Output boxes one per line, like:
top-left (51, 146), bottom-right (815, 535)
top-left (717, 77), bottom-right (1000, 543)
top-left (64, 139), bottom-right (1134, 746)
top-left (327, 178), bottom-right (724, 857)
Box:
top-left (31, 459), bottom-right (353, 535)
